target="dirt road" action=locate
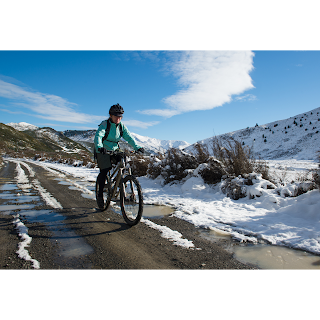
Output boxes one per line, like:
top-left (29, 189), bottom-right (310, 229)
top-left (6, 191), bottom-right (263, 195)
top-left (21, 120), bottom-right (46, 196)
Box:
top-left (0, 159), bottom-right (255, 269)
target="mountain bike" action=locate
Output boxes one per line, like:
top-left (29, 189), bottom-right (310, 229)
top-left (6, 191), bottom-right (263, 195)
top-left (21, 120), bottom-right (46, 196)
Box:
top-left (95, 150), bottom-right (143, 226)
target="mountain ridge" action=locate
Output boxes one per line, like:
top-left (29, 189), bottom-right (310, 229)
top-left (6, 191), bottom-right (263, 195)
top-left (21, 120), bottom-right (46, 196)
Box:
top-left (1, 123), bottom-right (92, 162)
top-left (185, 106), bottom-right (320, 161)
top-left (63, 129), bottom-right (190, 154)
top-left (5, 106), bottom-right (320, 160)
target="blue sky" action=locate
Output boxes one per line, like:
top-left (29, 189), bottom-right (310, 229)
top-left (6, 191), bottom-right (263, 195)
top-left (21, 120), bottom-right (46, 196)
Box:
top-left (1, 50), bottom-right (320, 144)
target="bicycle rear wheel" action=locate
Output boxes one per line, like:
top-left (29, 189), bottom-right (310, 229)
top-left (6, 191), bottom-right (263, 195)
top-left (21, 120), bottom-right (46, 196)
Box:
top-left (120, 175), bottom-right (143, 226)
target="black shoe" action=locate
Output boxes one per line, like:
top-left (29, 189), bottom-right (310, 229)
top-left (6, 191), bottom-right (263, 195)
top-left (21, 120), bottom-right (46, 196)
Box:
top-left (97, 196), bottom-right (105, 210)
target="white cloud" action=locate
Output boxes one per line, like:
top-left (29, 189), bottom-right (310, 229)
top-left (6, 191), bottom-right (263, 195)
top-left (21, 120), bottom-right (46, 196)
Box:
top-left (0, 80), bottom-right (105, 123)
top-left (122, 119), bottom-right (160, 129)
top-left (235, 93), bottom-right (257, 102)
top-left (0, 79), bottom-right (160, 130)
top-left (139, 51), bottom-right (255, 117)
top-left (0, 79), bottom-right (105, 123)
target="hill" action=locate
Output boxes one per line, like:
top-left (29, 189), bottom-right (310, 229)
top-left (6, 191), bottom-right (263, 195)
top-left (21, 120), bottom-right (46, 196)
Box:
top-left (1, 123), bottom-right (92, 163)
top-left (185, 107), bottom-right (320, 161)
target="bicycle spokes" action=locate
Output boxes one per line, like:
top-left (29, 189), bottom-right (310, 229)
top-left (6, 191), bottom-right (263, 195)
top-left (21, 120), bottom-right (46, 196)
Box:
top-left (120, 175), bottom-right (143, 226)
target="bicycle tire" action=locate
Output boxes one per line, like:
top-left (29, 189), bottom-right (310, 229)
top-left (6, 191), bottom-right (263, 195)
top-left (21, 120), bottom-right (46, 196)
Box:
top-left (120, 175), bottom-right (143, 226)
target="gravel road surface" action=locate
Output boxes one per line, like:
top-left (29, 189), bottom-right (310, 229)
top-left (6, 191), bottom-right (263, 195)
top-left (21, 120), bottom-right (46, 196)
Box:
top-left (0, 159), bottom-right (256, 269)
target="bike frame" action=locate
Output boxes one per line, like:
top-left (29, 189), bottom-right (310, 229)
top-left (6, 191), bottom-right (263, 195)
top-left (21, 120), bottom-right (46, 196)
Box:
top-left (107, 154), bottom-right (133, 201)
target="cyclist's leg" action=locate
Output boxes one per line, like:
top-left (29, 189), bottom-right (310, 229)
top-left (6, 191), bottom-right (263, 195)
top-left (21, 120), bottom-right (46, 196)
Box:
top-left (96, 153), bottom-right (112, 194)
top-left (97, 167), bottom-right (111, 197)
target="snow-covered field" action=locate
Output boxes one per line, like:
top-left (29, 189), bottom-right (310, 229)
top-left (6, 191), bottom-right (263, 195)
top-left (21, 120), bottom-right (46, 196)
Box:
top-left (14, 157), bottom-right (320, 256)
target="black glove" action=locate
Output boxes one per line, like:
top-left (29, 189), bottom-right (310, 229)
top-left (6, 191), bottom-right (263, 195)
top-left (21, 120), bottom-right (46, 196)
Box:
top-left (98, 147), bottom-right (107, 155)
top-left (137, 147), bottom-right (145, 154)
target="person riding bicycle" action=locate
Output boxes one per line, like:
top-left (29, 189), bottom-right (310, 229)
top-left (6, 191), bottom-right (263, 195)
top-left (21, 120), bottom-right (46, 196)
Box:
top-left (94, 103), bottom-right (144, 209)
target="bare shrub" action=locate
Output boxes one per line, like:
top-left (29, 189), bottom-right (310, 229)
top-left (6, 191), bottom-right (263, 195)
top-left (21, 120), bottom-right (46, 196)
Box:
top-left (254, 158), bottom-right (271, 181)
top-left (211, 136), bottom-right (255, 176)
top-left (147, 148), bottom-right (198, 184)
top-left (313, 171), bottom-right (320, 189)
top-left (198, 158), bottom-right (226, 185)
top-left (313, 150), bottom-right (320, 189)
top-left (161, 148), bottom-right (198, 184)
top-left (192, 143), bottom-right (210, 164)
top-left (147, 153), bottom-right (165, 179)
top-left (211, 136), bottom-right (270, 180)
top-left (220, 175), bottom-right (247, 200)
top-left (129, 153), bottom-right (151, 177)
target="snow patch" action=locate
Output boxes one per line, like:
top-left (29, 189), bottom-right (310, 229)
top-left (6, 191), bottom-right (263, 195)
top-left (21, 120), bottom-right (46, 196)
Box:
top-left (6, 122), bottom-right (39, 131)
top-left (12, 214), bottom-right (40, 269)
top-left (142, 218), bottom-right (195, 249)
top-left (32, 179), bottom-right (63, 209)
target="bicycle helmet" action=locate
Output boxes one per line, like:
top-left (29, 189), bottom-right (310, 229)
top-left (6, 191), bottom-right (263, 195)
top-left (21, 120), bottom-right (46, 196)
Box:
top-left (109, 103), bottom-right (124, 117)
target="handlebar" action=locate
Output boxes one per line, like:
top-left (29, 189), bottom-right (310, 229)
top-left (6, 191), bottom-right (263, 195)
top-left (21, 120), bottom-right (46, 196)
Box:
top-left (105, 150), bottom-right (143, 156)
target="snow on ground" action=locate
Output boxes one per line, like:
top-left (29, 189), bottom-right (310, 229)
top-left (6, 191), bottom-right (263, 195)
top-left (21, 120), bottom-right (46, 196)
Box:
top-left (7, 157), bottom-right (320, 255)
top-left (9, 161), bottom-right (43, 268)
top-left (138, 160), bottom-right (320, 254)
top-left (12, 213), bottom-right (40, 269)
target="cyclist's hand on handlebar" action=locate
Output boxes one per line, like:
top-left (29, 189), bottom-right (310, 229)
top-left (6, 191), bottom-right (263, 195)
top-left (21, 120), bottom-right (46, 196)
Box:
top-left (98, 147), bottom-right (107, 155)
top-left (137, 147), bottom-right (145, 154)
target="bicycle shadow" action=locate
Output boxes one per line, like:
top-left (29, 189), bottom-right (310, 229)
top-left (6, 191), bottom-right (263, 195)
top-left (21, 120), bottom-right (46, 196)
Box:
top-left (28, 206), bottom-right (133, 240)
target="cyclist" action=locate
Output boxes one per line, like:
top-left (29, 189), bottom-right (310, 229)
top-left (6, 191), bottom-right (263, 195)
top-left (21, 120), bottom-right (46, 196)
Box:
top-left (94, 103), bottom-right (144, 209)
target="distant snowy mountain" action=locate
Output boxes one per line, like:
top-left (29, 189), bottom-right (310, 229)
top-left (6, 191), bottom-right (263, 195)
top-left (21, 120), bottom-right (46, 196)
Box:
top-left (63, 129), bottom-right (190, 154)
top-left (7, 122), bottom-right (39, 131)
top-left (130, 132), bottom-right (190, 153)
top-left (185, 107), bottom-right (320, 161)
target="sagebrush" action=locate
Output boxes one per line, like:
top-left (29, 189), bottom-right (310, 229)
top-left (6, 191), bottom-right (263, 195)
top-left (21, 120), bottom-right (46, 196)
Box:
top-left (148, 148), bottom-right (198, 184)
top-left (211, 136), bottom-right (270, 180)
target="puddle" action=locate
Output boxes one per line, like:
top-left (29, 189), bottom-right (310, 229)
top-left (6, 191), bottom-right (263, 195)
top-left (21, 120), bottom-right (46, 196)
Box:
top-left (0, 183), bottom-right (18, 191)
top-left (23, 210), bottom-right (94, 259)
top-left (232, 244), bottom-right (320, 269)
top-left (21, 209), bottom-right (65, 223)
top-left (198, 228), bottom-right (320, 269)
top-left (19, 208), bottom-right (94, 265)
top-left (58, 180), bottom-right (73, 186)
top-left (53, 229), bottom-right (94, 258)
top-left (143, 204), bottom-right (175, 218)
top-left (200, 228), bottom-right (232, 240)
top-left (2, 194), bottom-right (40, 203)
top-left (0, 193), bottom-right (16, 199)
top-left (13, 195), bottom-right (40, 203)
top-left (0, 204), bottom-right (35, 211)
top-left (1, 178), bottom-right (94, 268)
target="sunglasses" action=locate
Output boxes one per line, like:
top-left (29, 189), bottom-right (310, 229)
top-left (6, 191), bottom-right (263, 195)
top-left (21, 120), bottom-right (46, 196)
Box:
top-left (111, 114), bottom-right (123, 118)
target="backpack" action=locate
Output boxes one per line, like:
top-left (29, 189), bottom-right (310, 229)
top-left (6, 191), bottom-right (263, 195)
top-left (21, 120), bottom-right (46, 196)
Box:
top-left (94, 119), bottom-right (123, 160)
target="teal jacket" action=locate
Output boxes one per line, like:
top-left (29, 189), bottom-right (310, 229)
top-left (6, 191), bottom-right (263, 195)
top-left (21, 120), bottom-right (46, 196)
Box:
top-left (94, 118), bottom-right (141, 152)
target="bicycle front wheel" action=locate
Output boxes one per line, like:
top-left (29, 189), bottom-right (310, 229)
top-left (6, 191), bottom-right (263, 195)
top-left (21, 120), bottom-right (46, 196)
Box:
top-left (120, 175), bottom-right (143, 226)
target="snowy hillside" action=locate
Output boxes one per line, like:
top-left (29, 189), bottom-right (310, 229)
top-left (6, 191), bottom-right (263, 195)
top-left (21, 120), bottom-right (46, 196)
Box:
top-left (4, 122), bottom-right (89, 155)
top-left (64, 129), bottom-right (190, 154)
top-left (63, 129), bottom-right (96, 142)
top-left (185, 107), bottom-right (320, 161)
top-left (7, 122), bottom-right (39, 131)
